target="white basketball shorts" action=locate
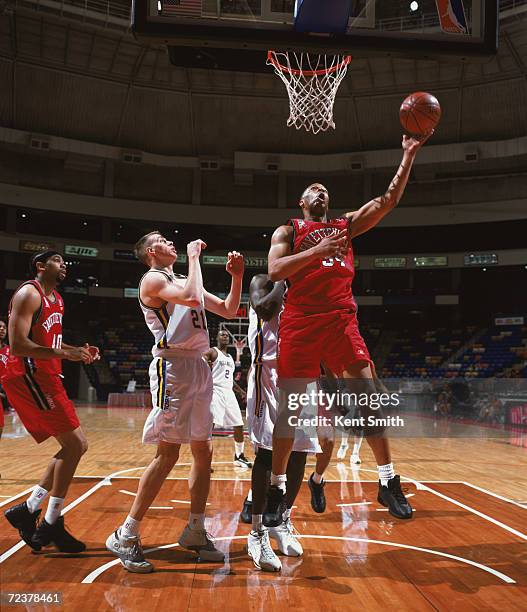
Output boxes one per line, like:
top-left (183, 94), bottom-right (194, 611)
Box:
top-left (211, 387), bottom-right (244, 428)
top-left (143, 353), bottom-right (213, 445)
top-left (246, 360), bottom-right (321, 454)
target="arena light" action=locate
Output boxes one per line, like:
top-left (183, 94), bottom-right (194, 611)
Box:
top-left (410, 1), bottom-right (419, 11)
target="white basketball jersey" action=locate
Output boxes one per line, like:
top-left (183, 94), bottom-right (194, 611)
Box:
top-left (211, 349), bottom-right (235, 389)
top-left (139, 270), bottom-right (209, 357)
top-left (248, 305), bottom-right (279, 363)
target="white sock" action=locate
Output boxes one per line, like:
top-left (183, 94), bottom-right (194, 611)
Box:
top-left (252, 514), bottom-right (263, 531)
top-left (378, 463), bottom-right (395, 487)
top-left (26, 486), bottom-right (48, 513)
top-left (283, 508), bottom-right (292, 521)
top-left (246, 489), bottom-right (253, 502)
top-left (270, 473), bottom-right (287, 493)
top-left (189, 513), bottom-right (205, 530)
top-left (340, 433), bottom-right (349, 446)
top-left (121, 515), bottom-right (140, 538)
top-left (44, 496), bottom-right (64, 525)
top-left (234, 441), bottom-right (244, 457)
top-left (312, 472), bottom-right (324, 485)
top-left (352, 435), bottom-right (363, 456)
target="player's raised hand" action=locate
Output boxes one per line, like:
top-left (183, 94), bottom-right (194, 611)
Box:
top-left (402, 130), bottom-right (434, 155)
top-left (187, 239), bottom-right (207, 259)
top-left (226, 251), bottom-right (244, 277)
top-left (315, 230), bottom-right (348, 259)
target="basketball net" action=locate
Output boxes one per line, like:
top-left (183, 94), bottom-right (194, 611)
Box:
top-left (267, 51), bottom-right (352, 134)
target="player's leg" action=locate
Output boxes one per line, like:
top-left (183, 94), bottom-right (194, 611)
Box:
top-left (106, 440), bottom-right (180, 573)
top-left (308, 434), bottom-right (334, 513)
top-left (247, 447), bottom-right (281, 572)
top-left (233, 424), bottom-right (252, 467)
top-left (268, 450), bottom-right (306, 557)
top-left (350, 432), bottom-right (364, 465)
top-left (341, 360), bottom-right (412, 519)
top-left (178, 358), bottom-right (224, 561)
top-left (336, 431), bottom-right (349, 459)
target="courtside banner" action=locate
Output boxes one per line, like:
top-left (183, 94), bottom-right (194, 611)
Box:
top-left (435, 0), bottom-right (469, 34)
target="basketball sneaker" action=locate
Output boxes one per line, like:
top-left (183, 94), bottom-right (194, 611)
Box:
top-left (31, 516), bottom-right (86, 553)
top-left (377, 475), bottom-right (413, 519)
top-left (234, 453), bottom-right (253, 468)
top-left (4, 502), bottom-right (41, 549)
top-left (106, 529), bottom-right (153, 573)
top-left (336, 443), bottom-right (349, 460)
top-left (268, 518), bottom-right (303, 557)
top-left (240, 496), bottom-right (252, 524)
top-left (350, 454), bottom-right (361, 465)
top-left (247, 529), bottom-right (282, 572)
top-left (262, 486), bottom-right (287, 527)
top-left (178, 526), bottom-right (225, 561)
top-left (308, 473), bottom-right (326, 513)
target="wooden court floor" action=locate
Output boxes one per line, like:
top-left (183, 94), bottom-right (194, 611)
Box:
top-left (1, 406), bottom-right (526, 611)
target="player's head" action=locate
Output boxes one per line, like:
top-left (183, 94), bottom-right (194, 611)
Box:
top-left (299, 183), bottom-right (329, 219)
top-left (217, 330), bottom-right (229, 349)
top-left (30, 251), bottom-right (66, 284)
top-left (134, 231), bottom-right (177, 268)
top-left (0, 319), bottom-right (6, 342)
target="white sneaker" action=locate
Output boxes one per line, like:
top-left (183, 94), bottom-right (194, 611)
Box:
top-left (106, 529), bottom-right (154, 573)
top-left (268, 518), bottom-right (303, 557)
top-left (350, 454), bottom-right (362, 465)
top-left (336, 444), bottom-right (349, 460)
top-left (178, 525), bottom-right (225, 562)
top-left (247, 529), bottom-right (281, 572)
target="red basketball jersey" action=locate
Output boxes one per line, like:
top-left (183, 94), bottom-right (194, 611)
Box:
top-left (5, 280), bottom-right (64, 379)
top-left (0, 344), bottom-right (9, 380)
top-left (285, 217), bottom-right (356, 314)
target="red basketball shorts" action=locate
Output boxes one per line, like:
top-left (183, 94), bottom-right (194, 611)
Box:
top-left (277, 308), bottom-right (371, 379)
top-left (2, 373), bottom-right (80, 443)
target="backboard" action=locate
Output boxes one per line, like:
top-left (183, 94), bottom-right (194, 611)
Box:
top-left (132, 0), bottom-right (498, 68)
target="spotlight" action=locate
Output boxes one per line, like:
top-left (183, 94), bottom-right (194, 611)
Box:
top-left (410, 1), bottom-right (419, 11)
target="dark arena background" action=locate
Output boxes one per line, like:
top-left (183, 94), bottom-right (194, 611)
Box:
top-left (0, 0), bottom-right (526, 610)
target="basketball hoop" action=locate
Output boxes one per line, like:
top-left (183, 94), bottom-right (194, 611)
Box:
top-left (267, 51), bottom-right (352, 134)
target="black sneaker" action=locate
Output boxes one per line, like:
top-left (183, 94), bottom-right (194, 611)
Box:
top-left (234, 453), bottom-right (253, 468)
top-left (308, 473), bottom-right (326, 513)
top-left (31, 516), bottom-right (86, 553)
top-left (263, 486), bottom-right (286, 528)
top-left (4, 502), bottom-right (42, 549)
top-left (377, 475), bottom-right (413, 519)
top-left (240, 496), bottom-right (252, 524)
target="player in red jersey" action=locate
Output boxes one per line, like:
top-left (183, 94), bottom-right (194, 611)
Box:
top-left (3, 251), bottom-right (99, 553)
top-left (0, 318), bottom-right (10, 436)
top-left (264, 132), bottom-right (432, 526)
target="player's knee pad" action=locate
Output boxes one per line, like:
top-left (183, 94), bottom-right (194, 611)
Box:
top-left (255, 447), bottom-right (273, 470)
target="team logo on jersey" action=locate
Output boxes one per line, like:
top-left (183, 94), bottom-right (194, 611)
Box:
top-left (299, 226), bottom-right (342, 252)
top-left (42, 312), bottom-right (63, 333)
top-left (163, 389), bottom-right (171, 411)
top-left (298, 220), bottom-right (306, 229)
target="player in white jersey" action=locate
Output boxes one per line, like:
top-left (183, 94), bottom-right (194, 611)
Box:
top-left (204, 330), bottom-right (252, 469)
top-left (243, 274), bottom-right (321, 572)
top-left (106, 231), bottom-right (243, 573)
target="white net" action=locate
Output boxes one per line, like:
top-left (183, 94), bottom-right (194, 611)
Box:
top-left (267, 51), bottom-right (352, 134)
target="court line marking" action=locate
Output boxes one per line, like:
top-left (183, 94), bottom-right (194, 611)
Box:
top-left (150, 507), bottom-right (173, 510)
top-left (336, 501), bottom-right (372, 507)
top-left (361, 468), bottom-right (527, 543)
top-left (461, 482), bottom-right (527, 510)
top-left (82, 535), bottom-right (515, 585)
top-left (0, 487), bottom-right (37, 509)
top-left (0, 466), bottom-right (146, 564)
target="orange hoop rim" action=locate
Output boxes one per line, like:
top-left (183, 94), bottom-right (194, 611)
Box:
top-left (267, 50), bottom-right (352, 77)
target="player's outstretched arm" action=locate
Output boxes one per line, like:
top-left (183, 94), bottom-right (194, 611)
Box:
top-left (203, 347), bottom-right (218, 369)
top-left (9, 286), bottom-right (92, 363)
top-left (268, 225), bottom-right (348, 281)
top-left (346, 132), bottom-right (433, 238)
top-left (249, 274), bottom-right (285, 321)
top-left (204, 251), bottom-right (244, 319)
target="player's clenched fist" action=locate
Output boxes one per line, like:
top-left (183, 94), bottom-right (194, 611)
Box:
top-left (315, 230), bottom-right (348, 260)
top-left (187, 239), bottom-right (207, 259)
top-left (226, 251), bottom-right (244, 277)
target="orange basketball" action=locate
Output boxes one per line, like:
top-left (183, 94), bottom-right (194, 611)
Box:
top-left (399, 92), bottom-right (441, 136)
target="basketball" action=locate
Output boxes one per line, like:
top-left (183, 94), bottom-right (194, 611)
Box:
top-left (399, 92), bottom-right (441, 136)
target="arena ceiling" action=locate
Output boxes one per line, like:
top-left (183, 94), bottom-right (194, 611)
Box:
top-left (0, 1), bottom-right (526, 157)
